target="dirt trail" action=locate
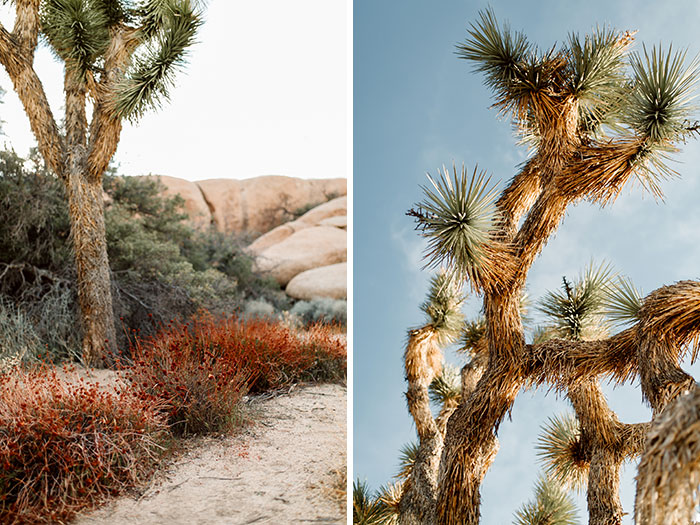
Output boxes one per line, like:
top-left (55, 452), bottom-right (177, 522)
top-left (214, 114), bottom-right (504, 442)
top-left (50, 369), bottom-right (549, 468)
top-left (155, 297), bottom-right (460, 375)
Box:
top-left (73, 383), bottom-right (346, 525)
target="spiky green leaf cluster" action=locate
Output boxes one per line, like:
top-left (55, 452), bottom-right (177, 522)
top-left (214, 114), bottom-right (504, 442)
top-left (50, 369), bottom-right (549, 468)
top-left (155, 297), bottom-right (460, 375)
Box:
top-left (514, 475), bottom-right (580, 525)
top-left (41, 0), bottom-right (110, 77)
top-left (353, 479), bottom-right (396, 525)
top-left (603, 275), bottom-right (643, 327)
top-left (429, 364), bottom-right (461, 407)
top-left (38, 0), bottom-right (203, 120)
top-left (413, 165), bottom-right (499, 282)
top-left (376, 482), bottom-right (402, 523)
top-left (537, 262), bottom-right (613, 341)
top-left (114, 0), bottom-right (201, 120)
top-left (536, 414), bottom-right (588, 491)
top-left (567, 27), bottom-right (629, 135)
top-left (627, 45), bottom-right (699, 143)
top-left (395, 440), bottom-right (419, 482)
top-left (420, 270), bottom-right (465, 346)
top-left (456, 7), bottom-right (531, 95)
top-left (458, 317), bottom-right (486, 354)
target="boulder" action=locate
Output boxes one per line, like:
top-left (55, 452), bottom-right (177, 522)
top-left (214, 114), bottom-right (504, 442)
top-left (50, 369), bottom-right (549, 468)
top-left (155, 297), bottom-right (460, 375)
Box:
top-left (248, 196), bottom-right (347, 254)
top-left (286, 263), bottom-right (347, 300)
top-left (197, 176), bottom-right (346, 236)
top-left (319, 215), bottom-right (347, 229)
top-left (295, 196), bottom-right (346, 225)
top-left (147, 175), bottom-right (212, 229)
top-left (254, 226), bottom-right (347, 286)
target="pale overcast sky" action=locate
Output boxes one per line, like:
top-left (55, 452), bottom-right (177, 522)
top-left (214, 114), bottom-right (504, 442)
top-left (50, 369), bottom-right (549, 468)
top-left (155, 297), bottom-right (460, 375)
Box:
top-left (0, 1), bottom-right (348, 181)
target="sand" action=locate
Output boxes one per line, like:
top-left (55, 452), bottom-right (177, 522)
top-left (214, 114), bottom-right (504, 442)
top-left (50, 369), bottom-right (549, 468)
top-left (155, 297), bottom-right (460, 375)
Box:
top-left (72, 382), bottom-right (347, 525)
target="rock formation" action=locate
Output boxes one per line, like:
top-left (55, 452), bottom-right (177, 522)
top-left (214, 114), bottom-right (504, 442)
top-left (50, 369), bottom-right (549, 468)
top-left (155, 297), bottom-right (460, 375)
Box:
top-left (151, 175), bottom-right (348, 300)
top-left (148, 174), bottom-right (346, 237)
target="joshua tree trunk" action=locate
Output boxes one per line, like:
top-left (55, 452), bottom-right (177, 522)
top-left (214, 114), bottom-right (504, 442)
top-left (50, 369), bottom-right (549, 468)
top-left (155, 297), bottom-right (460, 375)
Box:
top-left (0, 0), bottom-right (201, 367)
top-left (65, 171), bottom-right (116, 365)
top-left (64, 70), bottom-right (117, 366)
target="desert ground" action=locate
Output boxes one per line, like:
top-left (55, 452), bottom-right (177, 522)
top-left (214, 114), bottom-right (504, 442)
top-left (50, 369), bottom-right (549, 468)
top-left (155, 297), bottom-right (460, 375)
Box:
top-left (72, 380), bottom-right (346, 525)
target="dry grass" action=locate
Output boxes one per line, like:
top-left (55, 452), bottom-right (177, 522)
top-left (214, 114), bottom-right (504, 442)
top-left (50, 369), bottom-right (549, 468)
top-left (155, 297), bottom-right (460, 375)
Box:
top-left (0, 365), bottom-right (169, 524)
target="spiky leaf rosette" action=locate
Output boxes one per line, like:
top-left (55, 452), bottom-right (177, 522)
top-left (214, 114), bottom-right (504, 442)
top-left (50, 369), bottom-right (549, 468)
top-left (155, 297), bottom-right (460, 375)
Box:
top-left (40, 0), bottom-right (110, 78)
top-left (624, 45), bottom-right (700, 196)
top-left (567, 27), bottom-right (630, 136)
top-left (420, 270), bottom-right (465, 346)
top-left (458, 317), bottom-right (487, 355)
top-left (429, 364), bottom-right (461, 408)
top-left (410, 165), bottom-right (509, 292)
top-left (113, 0), bottom-right (202, 121)
top-left (353, 479), bottom-right (390, 525)
top-left (514, 475), bottom-right (580, 525)
top-left (603, 276), bottom-right (643, 327)
top-left (395, 441), bottom-right (419, 482)
top-left (536, 414), bottom-right (589, 491)
top-left (537, 262), bottom-right (614, 341)
top-left (376, 481), bottom-right (402, 523)
top-left (456, 8), bottom-right (531, 106)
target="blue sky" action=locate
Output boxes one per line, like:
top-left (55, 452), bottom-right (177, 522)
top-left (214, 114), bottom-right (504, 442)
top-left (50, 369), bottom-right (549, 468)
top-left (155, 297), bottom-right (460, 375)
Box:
top-left (353, 1), bottom-right (700, 522)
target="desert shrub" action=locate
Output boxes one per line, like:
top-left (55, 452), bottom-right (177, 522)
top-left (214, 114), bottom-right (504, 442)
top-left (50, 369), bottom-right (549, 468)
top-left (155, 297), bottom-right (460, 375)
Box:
top-left (0, 150), bottom-right (72, 273)
top-left (182, 227), bottom-right (289, 310)
top-left (290, 298), bottom-right (347, 327)
top-left (296, 323), bottom-right (347, 384)
top-left (0, 300), bottom-right (42, 368)
top-left (127, 313), bottom-right (347, 427)
top-left (0, 152), bottom-right (285, 357)
top-left (243, 298), bottom-right (276, 319)
top-left (125, 321), bottom-right (252, 436)
top-left (0, 366), bottom-right (169, 524)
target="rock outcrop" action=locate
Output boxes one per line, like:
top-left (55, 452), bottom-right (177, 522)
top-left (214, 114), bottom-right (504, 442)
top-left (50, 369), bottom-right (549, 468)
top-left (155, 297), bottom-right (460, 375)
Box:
top-left (148, 175), bottom-right (346, 237)
top-left (286, 263), bottom-right (347, 300)
top-left (154, 175), bottom-right (212, 229)
top-left (151, 175), bottom-right (348, 300)
top-left (251, 226), bottom-right (346, 287)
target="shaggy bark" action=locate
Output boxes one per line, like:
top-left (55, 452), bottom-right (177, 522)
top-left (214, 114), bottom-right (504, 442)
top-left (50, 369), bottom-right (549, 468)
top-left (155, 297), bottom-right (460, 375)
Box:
top-left (0, 7), bottom-right (152, 366)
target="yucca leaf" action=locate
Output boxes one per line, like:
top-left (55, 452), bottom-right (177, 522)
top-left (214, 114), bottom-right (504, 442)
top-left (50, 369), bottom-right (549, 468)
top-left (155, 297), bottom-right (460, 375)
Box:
top-left (627, 44), bottom-right (699, 143)
top-left (514, 475), bottom-right (580, 525)
top-left (536, 414), bottom-right (588, 491)
top-left (41, 0), bottom-right (110, 78)
top-left (411, 164), bottom-right (499, 282)
top-left (458, 317), bottom-right (486, 355)
top-left (537, 262), bottom-right (614, 341)
top-left (420, 270), bottom-right (465, 346)
top-left (376, 481), bottom-right (402, 523)
top-left (114, 0), bottom-right (202, 120)
top-left (353, 478), bottom-right (390, 525)
top-left (429, 364), bottom-right (461, 407)
top-left (567, 27), bottom-right (630, 136)
top-left (603, 276), bottom-right (643, 327)
top-left (456, 7), bottom-right (531, 95)
top-left (395, 441), bottom-right (419, 482)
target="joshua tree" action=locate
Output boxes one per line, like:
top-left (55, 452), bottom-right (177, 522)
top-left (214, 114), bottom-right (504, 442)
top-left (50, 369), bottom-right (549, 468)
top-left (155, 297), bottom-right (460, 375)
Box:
top-left (388, 9), bottom-right (700, 525)
top-left (0, 0), bottom-right (202, 366)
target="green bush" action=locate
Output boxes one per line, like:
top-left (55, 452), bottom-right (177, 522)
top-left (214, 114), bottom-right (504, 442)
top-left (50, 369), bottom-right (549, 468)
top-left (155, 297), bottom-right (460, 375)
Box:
top-left (0, 150), bottom-right (285, 359)
top-left (290, 298), bottom-right (347, 326)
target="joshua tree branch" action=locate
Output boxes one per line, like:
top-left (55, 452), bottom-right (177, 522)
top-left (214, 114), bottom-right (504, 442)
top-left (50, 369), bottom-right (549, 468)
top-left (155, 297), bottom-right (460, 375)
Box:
top-left (0, 25), bottom-right (65, 178)
top-left (87, 26), bottom-right (140, 181)
top-left (12, 0), bottom-right (40, 60)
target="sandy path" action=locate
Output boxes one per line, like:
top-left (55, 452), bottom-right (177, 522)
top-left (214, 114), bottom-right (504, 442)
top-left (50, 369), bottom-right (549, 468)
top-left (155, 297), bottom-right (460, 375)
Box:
top-left (73, 383), bottom-right (346, 525)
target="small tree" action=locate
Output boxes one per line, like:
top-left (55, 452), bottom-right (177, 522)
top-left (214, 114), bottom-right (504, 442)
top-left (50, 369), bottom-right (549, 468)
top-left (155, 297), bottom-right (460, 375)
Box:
top-left (0, 0), bottom-right (202, 365)
top-left (383, 9), bottom-right (700, 525)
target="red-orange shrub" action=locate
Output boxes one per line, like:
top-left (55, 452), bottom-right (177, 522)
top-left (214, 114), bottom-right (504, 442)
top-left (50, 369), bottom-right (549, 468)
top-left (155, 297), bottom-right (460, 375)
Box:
top-left (126, 318), bottom-right (253, 436)
top-left (127, 314), bottom-right (347, 422)
top-left (0, 366), bottom-right (168, 524)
